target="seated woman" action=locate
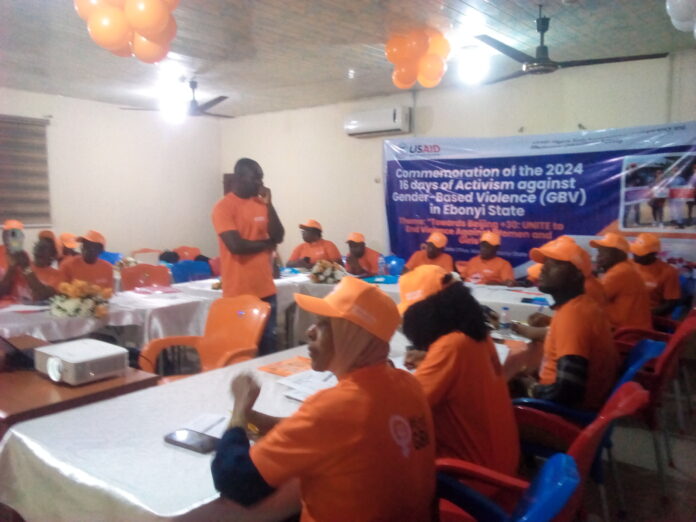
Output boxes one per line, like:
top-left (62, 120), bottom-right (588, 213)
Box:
top-left (398, 265), bottom-right (519, 476)
top-left (211, 277), bottom-right (436, 521)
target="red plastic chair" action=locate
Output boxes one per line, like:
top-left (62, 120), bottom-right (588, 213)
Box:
top-left (120, 264), bottom-right (171, 291)
top-left (438, 382), bottom-right (649, 522)
top-left (139, 296), bottom-right (270, 379)
top-left (173, 245), bottom-right (201, 261)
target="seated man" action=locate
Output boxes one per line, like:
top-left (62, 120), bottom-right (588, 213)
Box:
top-left (403, 232), bottom-right (453, 273)
top-left (590, 232), bottom-right (651, 330)
top-left (0, 239), bottom-right (64, 302)
top-left (60, 230), bottom-right (114, 289)
top-left (286, 219), bottom-right (341, 269)
top-left (460, 231), bottom-right (514, 285)
top-left (630, 233), bottom-right (681, 316)
top-left (523, 238), bottom-right (619, 410)
top-left (211, 277), bottom-right (436, 521)
top-left (0, 219), bottom-right (25, 272)
top-left (344, 232), bottom-right (381, 276)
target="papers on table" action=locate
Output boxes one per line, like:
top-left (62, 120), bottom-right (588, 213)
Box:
top-left (278, 370), bottom-right (337, 402)
top-left (181, 413), bottom-right (230, 440)
top-left (258, 356), bottom-right (312, 376)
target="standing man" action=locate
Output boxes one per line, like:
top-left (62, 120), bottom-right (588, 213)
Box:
top-left (212, 158), bottom-right (285, 356)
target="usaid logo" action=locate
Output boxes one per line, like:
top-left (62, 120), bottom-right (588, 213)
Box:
top-left (397, 143), bottom-right (441, 154)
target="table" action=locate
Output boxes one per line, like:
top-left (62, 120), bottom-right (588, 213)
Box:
top-left (0, 329), bottom-right (533, 522)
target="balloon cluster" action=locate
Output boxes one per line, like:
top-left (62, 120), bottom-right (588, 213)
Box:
top-left (74, 0), bottom-right (179, 64)
top-left (385, 28), bottom-right (452, 89)
top-left (666, 0), bottom-right (696, 38)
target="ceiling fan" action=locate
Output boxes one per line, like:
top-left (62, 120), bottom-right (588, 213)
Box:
top-left (122, 79), bottom-right (233, 118)
top-left (476, 6), bottom-right (669, 85)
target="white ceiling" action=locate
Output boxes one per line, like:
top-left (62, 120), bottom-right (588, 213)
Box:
top-left (0, 0), bottom-right (693, 117)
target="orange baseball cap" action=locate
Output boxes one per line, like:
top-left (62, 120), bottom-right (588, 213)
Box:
top-left (630, 233), bottom-right (660, 256)
top-left (346, 232), bottom-right (365, 243)
top-left (79, 230), bottom-right (106, 247)
top-left (480, 231), bottom-right (501, 246)
top-left (426, 231), bottom-right (447, 249)
top-left (589, 232), bottom-right (629, 253)
top-left (397, 264), bottom-right (451, 314)
top-left (299, 219), bottom-right (322, 231)
top-left (527, 263), bottom-right (542, 282)
top-left (59, 233), bottom-right (79, 249)
top-left (2, 219), bottom-right (24, 230)
top-left (294, 276), bottom-right (400, 342)
top-left (530, 237), bottom-right (591, 277)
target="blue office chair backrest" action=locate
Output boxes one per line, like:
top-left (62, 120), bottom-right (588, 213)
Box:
top-left (170, 260), bottom-right (212, 283)
top-left (612, 338), bottom-right (666, 394)
top-left (384, 255), bottom-right (405, 276)
top-left (511, 453), bottom-right (580, 522)
top-left (99, 251), bottom-right (122, 265)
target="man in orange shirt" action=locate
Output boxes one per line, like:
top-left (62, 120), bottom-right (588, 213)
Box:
top-left (286, 220), bottom-right (341, 269)
top-left (0, 220), bottom-right (25, 273)
top-left (211, 277), bottom-right (436, 521)
top-left (58, 232), bottom-right (79, 262)
top-left (212, 158), bottom-right (285, 356)
top-left (523, 238), bottom-right (618, 410)
top-left (60, 230), bottom-right (114, 290)
top-left (590, 232), bottom-right (652, 330)
top-left (460, 231), bottom-right (515, 285)
top-left (403, 231), bottom-right (454, 273)
top-left (399, 265), bottom-right (519, 475)
top-left (1, 238), bottom-right (65, 302)
top-left (344, 232), bottom-right (381, 276)
top-left (630, 233), bottom-right (681, 316)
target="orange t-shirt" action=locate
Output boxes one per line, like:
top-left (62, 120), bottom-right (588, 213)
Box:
top-left (584, 275), bottom-right (607, 308)
top-left (461, 256), bottom-right (514, 285)
top-left (539, 294), bottom-right (619, 410)
top-left (288, 239), bottom-right (342, 265)
top-left (0, 246), bottom-right (7, 272)
top-left (405, 250), bottom-right (454, 272)
top-left (414, 331), bottom-right (519, 475)
top-left (250, 364), bottom-right (435, 522)
top-left (345, 246), bottom-right (381, 276)
top-left (211, 192), bottom-right (275, 299)
top-left (60, 257), bottom-right (114, 289)
top-left (632, 260), bottom-right (681, 309)
top-left (32, 264), bottom-right (65, 290)
top-left (600, 261), bottom-right (652, 330)
top-left (0, 268), bottom-right (31, 303)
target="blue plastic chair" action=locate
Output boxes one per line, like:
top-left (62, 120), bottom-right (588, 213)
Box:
top-left (437, 453), bottom-right (580, 522)
top-left (384, 255), bottom-right (405, 276)
top-left (99, 251), bottom-right (122, 265)
top-left (170, 260), bottom-right (212, 283)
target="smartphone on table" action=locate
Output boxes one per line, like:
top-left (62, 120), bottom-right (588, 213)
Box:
top-left (164, 429), bottom-right (219, 454)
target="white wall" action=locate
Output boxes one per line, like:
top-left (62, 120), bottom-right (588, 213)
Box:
top-left (0, 87), bottom-right (222, 256)
top-left (220, 51), bottom-right (695, 260)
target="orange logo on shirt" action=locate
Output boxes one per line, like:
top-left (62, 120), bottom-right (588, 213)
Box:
top-left (390, 415), bottom-right (412, 457)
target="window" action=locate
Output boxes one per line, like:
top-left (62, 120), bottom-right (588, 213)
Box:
top-left (0, 115), bottom-right (51, 225)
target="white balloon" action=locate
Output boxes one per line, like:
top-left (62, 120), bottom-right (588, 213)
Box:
top-left (672, 16), bottom-right (696, 31)
top-left (666, 0), bottom-right (696, 22)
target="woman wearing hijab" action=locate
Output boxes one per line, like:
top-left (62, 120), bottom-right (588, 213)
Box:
top-left (399, 265), bottom-right (519, 476)
top-left (211, 276), bottom-right (436, 522)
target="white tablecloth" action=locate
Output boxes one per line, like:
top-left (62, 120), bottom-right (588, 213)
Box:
top-left (0, 333), bottom-right (410, 521)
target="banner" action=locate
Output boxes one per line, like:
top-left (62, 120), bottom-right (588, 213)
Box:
top-left (384, 122), bottom-right (696, 274)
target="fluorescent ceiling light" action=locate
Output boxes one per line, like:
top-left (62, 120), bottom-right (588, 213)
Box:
top-left (457, 47), bottom-right (491, 85)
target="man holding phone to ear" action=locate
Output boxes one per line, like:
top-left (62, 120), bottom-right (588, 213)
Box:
top-left (212, 158), bottom-right (285, 356)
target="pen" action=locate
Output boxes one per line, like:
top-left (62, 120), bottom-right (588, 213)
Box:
top-left (322, 373), bottom-right (333, 382)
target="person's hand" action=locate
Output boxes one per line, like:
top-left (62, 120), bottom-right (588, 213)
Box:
top-left (511, 321), bottom-right (533, 338)
top-left (346, 255), bottom-right (362, 274)
top-left (404, 349), bottom-right (427, 371)
top-left (10, 251), bottom-right (30, 270)
top-left (527, 312), bottom-right (552, 328)
top-left (230, 373), bottom-right (261, 416)
top-left (301, 257), bottom-right (313, 269)
top-left (258, 185), bottom-right (272, 205)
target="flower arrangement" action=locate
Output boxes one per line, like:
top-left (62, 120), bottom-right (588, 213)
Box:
top-left (50, 280), bottom-right (112, 318)
top-left (309, 260), bottom-right (348, 284)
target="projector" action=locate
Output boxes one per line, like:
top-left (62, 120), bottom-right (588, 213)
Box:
top-left (34, 339), bottom-right (128, 386)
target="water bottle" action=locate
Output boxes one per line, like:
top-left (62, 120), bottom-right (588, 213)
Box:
top-left (499, 307), bottom-right (511, 335)
top-left (378, 255), bottom-right (386, 276)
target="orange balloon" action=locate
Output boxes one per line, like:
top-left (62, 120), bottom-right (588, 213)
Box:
top-left (124, 0), bottom-right (169, 35)
top-left (418, 73), bottom-right (441, 88)
top-left (427, 32), bottom-right (451, 60)
top-left (393, 60), bottom-right (418, 86)
top-left (404, 29), bottom-right (429, 60)
top-left (88, 7), bottom-right (133, 51)
top-left (104, 0), bottom-right (126, 7)
top-left (110, 42), bottom-right (133, 57)
top-left (132, 32), bottom-right (170, 63)
top-left (392, 72), bottom-right (416, 90)
top-left (161, 0), bottom-right (179, 10)
top-left (74, 0), bottom-right (106, 21)
top-left (385, 35), bottom-right (410, 65)
top-left (418, 53), bottom-right (446, 82)
top-left (140, 13), bottom-right (176, 42)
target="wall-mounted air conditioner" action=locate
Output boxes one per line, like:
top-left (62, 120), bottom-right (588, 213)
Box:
top-left (343, 107), bottom-right (411, 138)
